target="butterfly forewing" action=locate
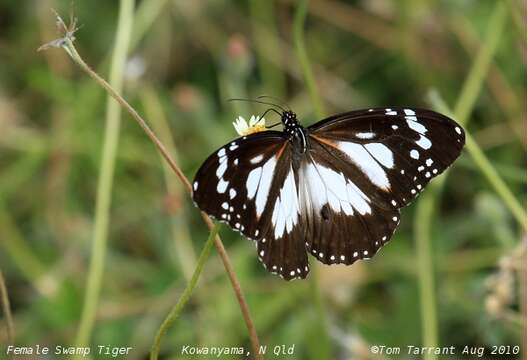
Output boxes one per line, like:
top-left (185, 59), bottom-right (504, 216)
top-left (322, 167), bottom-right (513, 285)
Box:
top-left (309, 108), bottom-right (465, 208)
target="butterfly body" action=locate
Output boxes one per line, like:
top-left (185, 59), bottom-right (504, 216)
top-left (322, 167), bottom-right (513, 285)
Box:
top-left (192, 108), bottom-right (465, 280)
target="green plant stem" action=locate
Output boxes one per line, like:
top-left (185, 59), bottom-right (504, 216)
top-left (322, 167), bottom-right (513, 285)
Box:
top-left (507, 0), bottom-right (527, 49)
top-left (415, 4), bottom-right (507, 359)
top-left (249, 0), bottom-right (286, 97)
top-left (51, 15), bottom-right (261, 359)
top-left (0, 205), bottom-right (47, 283)
top-left (453, 3), bottom-right (507, 125)
top-left (0, 269), bottom-right (14, 345)
top-left (75, 0), bottom-right (135, 350)
top-left (293, 0), bottom-right (325, 118)
top-left (414, 189), bottom-right (438, 355)
top-left (465, 134), bottom-right (527, 232)
top-left (140, 88), bottom-right (197, 281)
top-left (150, 223), bottom-right (220, 359)
top-left (131, 0), bottom-right (170, 50)
top-left (431, 96), bottom-right (527, 234)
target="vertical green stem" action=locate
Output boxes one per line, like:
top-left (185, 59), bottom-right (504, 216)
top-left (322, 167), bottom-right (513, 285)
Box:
top-left (249, 0), bottom-right (287, 97)
top-left (453, 3), bottom-right (507, 125)
top-left (415, 4), bottom-right (507, 359)
top-left (293, 0), bottom-right (325, 118)
top-left (414, 190), bottom-right (439, 357)
top-left (150, 223), bottom-right (220, 360)
top-left (74, 0), bottom-right (135, 350)
top-left (140, 88), bottom-right (197, 281)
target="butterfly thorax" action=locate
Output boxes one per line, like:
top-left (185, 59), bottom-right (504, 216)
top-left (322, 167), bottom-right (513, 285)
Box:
top-left (282, 111), bottom-right (308, 154)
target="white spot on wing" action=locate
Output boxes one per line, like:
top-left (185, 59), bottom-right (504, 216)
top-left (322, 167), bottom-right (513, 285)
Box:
top-left (416, 135), bottom-right (432, 150)
top-left (250, 154), bottom-right (264, 164)
top-left (217, 148), bottom-right (226, 157)
top-left (337, 141), bottom-right (390, 190)
top-left (365, 143), bottom-right (394, 168)
top-left (410, 149), bottom-right (420, 159)
top-left (229, 188), bottom-right (237, 199)
top-left (255, 157), bottom-right (277, 216)
top-left (217, 178), bottom-right (229, 193)
top-left (271, 167), bottom-right (299, 238)
top-left (246, 167), bottom-right (262, 199)
top-left (355, 132), bottom-right (376, 139)
top-left (216, 161), bottom-right (228, 178)
top-left (404, 109), bottom-right (416, 116)
top-left (407, 119), bottom-right (427, 134)
top-left (455, 126), bottom-right (462, 134)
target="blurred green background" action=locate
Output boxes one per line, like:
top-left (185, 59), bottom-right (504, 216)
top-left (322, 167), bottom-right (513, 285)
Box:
top-left (1, 0), bottom-right (527, 359)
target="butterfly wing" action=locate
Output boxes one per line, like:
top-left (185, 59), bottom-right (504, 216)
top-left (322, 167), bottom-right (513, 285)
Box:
top-left (303, 107), bottom-right (465, 265)
top-left (192, 132), bottom-right (309, 280)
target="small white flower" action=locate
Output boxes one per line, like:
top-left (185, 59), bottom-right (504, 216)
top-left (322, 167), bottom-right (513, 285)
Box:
top-left (232, 115), bottom-right (266, 136)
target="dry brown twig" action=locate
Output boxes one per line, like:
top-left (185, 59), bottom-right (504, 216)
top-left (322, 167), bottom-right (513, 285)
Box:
top-left (38, 11), bottom-right (262, 359)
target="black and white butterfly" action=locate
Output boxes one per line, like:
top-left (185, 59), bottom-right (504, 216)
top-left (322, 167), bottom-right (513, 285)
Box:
top-left (192, 107), bottom-right (465, 280)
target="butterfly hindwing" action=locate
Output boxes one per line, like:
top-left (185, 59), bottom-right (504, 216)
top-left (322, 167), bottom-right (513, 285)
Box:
top-left (298, 140), bottom-right (401, 266)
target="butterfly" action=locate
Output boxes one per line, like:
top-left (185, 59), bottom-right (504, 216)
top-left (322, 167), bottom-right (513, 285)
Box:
top-left (192, 106), bottom-right (465, 280)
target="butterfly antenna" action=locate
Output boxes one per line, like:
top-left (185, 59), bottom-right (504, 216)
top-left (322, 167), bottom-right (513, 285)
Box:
top-left (265, 122), bottom-right (282, 129)
top-left (259, 107), bottom-right (282, 120)
top-left (256, 95), bottom-right (291, 111)
top-left (227, 98), bottom-right (287, 113)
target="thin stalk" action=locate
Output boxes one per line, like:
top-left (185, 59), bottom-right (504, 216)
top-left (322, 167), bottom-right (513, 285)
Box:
top-left (507, 0), bottom-right (527, 49)
top-left (414, 189), bottom-right (439, 355)
top-left (140, 88), bottom-right (197, 281)
top-left (131, 0), bottom-right (170, 50)
top-left (249, 0), bottom-right (287, 97)
top-left (150, 223), bottom-right (220, 359)
top-left (415, 3), bottom-right (507, 359)
top-left (0, 205), bottom-right (47, 281)
top-left (293, 0), bottom-right (325, 118)
top-left (75, 0), bottom-right (135, 350)
top-left (453, 3), bottom-right (507, 125)
top-left (0, 269), bottom-right (14, 345)
top-left (466, 134), bottom-right (527, 232)
top-left (40, 12), bottom-right (261, 359)
top-left (430, 96), bottom-right (527, 233)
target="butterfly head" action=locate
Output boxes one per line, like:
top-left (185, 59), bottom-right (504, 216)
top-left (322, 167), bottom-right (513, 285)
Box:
top-left (281, 110), bottom-right (308, 153)
top-left (281, 110), bottom-right (301, 132)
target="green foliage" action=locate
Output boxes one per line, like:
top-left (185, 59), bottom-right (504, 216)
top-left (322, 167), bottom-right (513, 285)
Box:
top-left (1, 1), bottom-right (526, 359)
